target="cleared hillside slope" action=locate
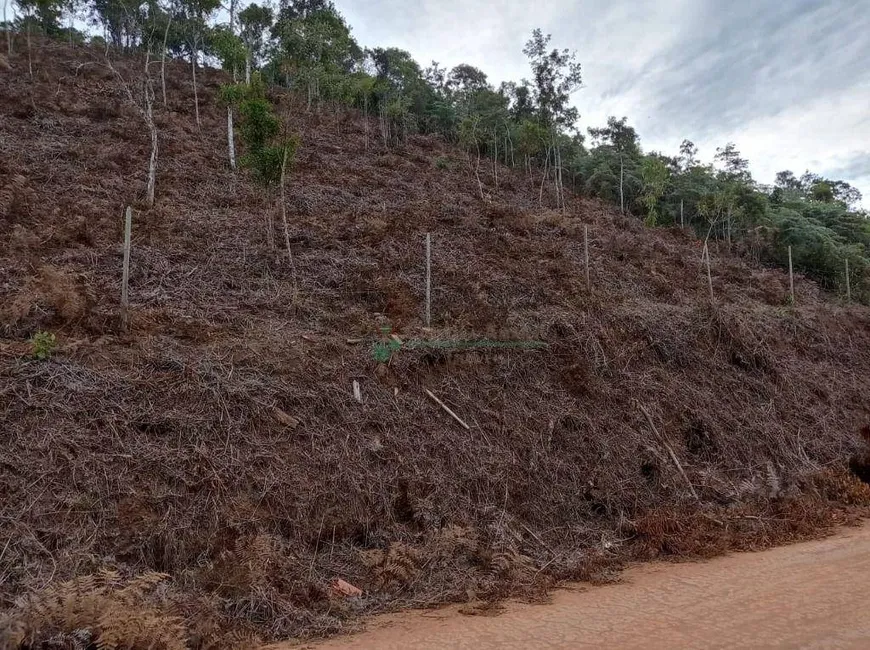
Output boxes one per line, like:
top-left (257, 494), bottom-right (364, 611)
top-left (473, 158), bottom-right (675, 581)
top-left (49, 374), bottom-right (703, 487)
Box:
top-left (1, 40), bottom-right (870, 646)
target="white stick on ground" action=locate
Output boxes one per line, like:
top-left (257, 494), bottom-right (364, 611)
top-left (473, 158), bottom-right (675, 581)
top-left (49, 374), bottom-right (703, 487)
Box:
top-left (121, 206), bottom-right (132, 329)
top-left (425, 389), bottom-right (469, 430)
top-left (637, 402), bottom-right (699, 502)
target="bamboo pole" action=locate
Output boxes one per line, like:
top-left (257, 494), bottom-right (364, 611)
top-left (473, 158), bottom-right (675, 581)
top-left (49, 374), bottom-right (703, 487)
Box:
top-left (425, 233), bottom-right (431, 327)
top-left (121, 206), bottom-right (132, 330)
top-left (788, 245), bottom-right (795, 304)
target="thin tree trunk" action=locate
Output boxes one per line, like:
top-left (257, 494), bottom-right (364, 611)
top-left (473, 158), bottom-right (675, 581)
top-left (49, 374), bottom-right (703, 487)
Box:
top-left (4, 0), bottom-right (11, 56)
top-left (245, 50), bottom-right (251, 84)
top-left (121, 206), bottom-right (132, 330)
top-left (26, 20), bottom-right (32, 79)
top-left (228, 0), bottom-right (237, 34)
top-left (191, 46), bottom-right (200, 129)
top-left (555, 136), bottom-right (565, 212)
top-left (845, 259), bottom-right (851, 302)
top-left (144, 49), bottom-right (158, 208)
top-left (473, 141), bottom-right (484, 201)
top-left (539, 146), bottom-right (551, 207)
top-left (508, 131), bottom-right (515, 167)
top-left (280, 146), bottom-right (298, 291)
top-left (619, 154), bottom-right (625, 214)
top-left (227, 105), bottom-right (236, 170)
top-left (492, 134), bottom-right (498, 191)
top-left (363, 95), bottom-right (368, 151)
top-left (161, 12), bottom-right (171, 107)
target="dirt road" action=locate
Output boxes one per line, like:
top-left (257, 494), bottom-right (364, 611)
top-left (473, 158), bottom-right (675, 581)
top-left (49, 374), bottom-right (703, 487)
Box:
top-left (277, 524), bottom-right (870, 649)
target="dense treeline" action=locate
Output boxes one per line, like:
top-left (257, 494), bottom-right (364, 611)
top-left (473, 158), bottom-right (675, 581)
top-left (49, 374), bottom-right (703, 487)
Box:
top-left (3, 0), bottom-right (868, 302)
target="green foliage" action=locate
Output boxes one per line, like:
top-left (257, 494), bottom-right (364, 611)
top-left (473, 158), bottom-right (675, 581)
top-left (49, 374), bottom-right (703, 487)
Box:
top-left (208, 25), bottom-right (246, 73)
top-left (640, 155), bottom-right (670, 225)
top-left (238, 2), bottom-right (273, 63)
top-left (434, 156), bottom-right (451, 170)
top-left (16, 0), bottom-right (64, 35)
top-left (238, 96), bottom-right (279, 153)
top-left (522, 28), bottom-right (582, 128)
top-left (218, 82), bottom-right (248, 107)
top-left (372, 338), bottom-right (401, 363)
top-left (242, 139), bottom-right (298, 186)
top-left (29, 331), bottom-right (57, 360)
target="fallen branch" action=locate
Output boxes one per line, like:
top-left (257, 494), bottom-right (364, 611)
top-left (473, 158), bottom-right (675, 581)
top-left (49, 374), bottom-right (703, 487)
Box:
top-left (636, 401), bottom-right (699, 502)
top-left (425, 388), bottom-right (470, 430)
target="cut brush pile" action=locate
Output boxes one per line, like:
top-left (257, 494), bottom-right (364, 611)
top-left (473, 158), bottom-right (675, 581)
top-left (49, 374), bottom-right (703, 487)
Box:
top-left (1, 39), bottom-right (870, 648)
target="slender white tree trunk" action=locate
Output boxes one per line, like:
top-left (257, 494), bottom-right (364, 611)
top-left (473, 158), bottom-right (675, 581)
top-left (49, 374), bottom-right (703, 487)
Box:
top-left (26, 20), bottom-right (32, 79)
top-left (146, 97), bottom-right (158, 207)
top-left (227, 105), bottom-right (236, 170)
top-left (280, 147), bottom-right (298, 291)
top-left (4, 0), bottom-right (11, 56)
top-left (619, 154), bottom-right (625, 213)
top-left (539, 146), bottom-right (551, 206)
top-left (245, 50), bottom-right (251, 84)
top-left (161, 13), bottom-right (171, 107)
top-left (144, 50), bottom-right (158, 208)
top-left (191, 46), bottom-right (200, 129)
top-left (492, 134), bottom-right (498, 190)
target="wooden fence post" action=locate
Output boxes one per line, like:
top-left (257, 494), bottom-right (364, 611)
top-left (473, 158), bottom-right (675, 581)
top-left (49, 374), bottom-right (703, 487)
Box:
top-left (121, 206), bottom-right (132, 330)
top-left (788, 245), bottom-right (795, 304)
top-left (425, 233), bottom-right (431, 327)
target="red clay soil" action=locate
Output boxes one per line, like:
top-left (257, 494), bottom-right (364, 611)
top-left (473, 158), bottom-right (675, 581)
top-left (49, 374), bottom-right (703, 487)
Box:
top-left (1, 40), bottom-right (870, 647)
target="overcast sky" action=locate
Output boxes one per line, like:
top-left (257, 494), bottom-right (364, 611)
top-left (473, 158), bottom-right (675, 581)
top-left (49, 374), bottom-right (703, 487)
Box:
top-left (337, 0), bottom-right (870, 205)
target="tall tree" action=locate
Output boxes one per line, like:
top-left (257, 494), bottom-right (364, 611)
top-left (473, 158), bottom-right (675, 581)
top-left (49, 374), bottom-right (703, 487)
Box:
top-left (238, 2), bottom-right (271, 83)
top-left (172, 0), bottom-right (220, 128)
top-left (521, 28), bottom-right (582, 128)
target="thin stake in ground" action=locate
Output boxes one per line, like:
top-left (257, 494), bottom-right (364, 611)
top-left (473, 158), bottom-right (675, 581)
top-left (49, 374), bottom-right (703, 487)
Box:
top-left (703, 241), bottom-right (714, 303)
top-left (121, 206), bottom-right (132, 330)
top-left (788, 245), bottom-right (795, 304)
top-left (584, 225), bottom-right (590, 290)
top-left (845, 258), bottom-right (851, 303)
top-left (425, 233), bottom-right (431, 327)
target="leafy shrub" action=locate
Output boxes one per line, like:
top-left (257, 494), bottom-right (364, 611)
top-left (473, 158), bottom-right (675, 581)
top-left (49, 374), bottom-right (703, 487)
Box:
top-left (29, 331), bottom-right (57, 360)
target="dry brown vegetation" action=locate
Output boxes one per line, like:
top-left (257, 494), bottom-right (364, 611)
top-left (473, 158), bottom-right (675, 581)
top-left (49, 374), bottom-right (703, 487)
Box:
top-left (1, 39), bottom-right (870, 647)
